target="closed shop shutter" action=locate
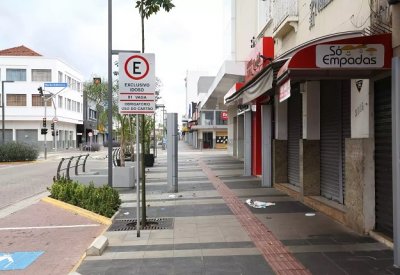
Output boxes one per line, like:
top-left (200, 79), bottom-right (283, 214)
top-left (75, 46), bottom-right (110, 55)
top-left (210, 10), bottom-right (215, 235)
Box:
top-left (287, 85), bottom-right (302, 186)
top-left (374, 77), bottom-right (392, 238)
top-left (16, 129), bottom-right (38, 146)
top-left (341, 81), bottom-right (351, 201)
top-left (320, 80), bottom-right (349, 203)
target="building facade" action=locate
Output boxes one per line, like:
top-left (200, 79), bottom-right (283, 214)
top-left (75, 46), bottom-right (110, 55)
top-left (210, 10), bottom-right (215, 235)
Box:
top-left (0, 46), bottom-right (84, 150)
top-left (221, 0), bottom-right (398, 252)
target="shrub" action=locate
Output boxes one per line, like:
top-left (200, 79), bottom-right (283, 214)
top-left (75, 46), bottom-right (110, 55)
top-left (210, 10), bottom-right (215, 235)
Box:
top-left (48, 178), bottom-right (121, 218)
top-left (0, 142), bottom-right (39, 162)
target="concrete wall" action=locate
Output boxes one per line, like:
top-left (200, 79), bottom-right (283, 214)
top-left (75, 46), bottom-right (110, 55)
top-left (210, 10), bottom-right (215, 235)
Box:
top-left (273, 140), bottom-right (288, 184)
top-left (345, 138), bottom-right (375, 234)
top-left (300, 140), bottom-right (320, 196)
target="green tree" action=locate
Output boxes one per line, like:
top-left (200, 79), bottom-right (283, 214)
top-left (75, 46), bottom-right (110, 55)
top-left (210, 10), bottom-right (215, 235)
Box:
top-left (135, 0), bottom-right (174, 228)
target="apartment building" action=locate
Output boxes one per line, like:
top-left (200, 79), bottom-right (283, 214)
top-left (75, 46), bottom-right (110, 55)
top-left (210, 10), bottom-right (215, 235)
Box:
top-left (0, 45), bottom-right (83, 150)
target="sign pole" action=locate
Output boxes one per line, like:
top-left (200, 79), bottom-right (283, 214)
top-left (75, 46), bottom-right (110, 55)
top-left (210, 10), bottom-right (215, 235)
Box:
top-left (107, 0), bottom-right (113, 187)
top-left (136, 114), bottom-right (140, 237)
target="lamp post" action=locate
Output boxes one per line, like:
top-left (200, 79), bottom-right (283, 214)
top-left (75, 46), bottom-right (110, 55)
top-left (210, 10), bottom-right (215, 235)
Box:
top-left (1, 80), bottom-right (14, 145)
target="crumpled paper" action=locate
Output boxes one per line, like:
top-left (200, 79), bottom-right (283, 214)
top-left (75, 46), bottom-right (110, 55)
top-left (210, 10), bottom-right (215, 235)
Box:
top-left (246, 199), bottom-right (275, 208)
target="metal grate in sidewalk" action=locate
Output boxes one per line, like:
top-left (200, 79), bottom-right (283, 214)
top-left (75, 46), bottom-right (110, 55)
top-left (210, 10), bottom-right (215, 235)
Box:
top-left (108, 218), bottom-right (174, 231)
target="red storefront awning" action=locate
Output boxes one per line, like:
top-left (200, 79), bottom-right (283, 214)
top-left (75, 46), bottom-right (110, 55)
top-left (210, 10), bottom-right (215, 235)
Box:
top-left (276, 33), bottom-right (392, 102)
top-left (277, 33), bottom-right (392, 85)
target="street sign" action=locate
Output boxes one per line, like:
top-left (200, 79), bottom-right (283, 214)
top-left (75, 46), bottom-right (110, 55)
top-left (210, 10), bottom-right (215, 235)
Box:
top-left (118, 53), bottom-right (155, 115)
top-left (44, 82), bottom-right (67, 88)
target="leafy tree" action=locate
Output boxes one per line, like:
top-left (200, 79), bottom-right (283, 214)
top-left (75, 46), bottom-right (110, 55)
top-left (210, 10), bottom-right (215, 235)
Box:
top-left (134, 0), bottom-right (174, 228)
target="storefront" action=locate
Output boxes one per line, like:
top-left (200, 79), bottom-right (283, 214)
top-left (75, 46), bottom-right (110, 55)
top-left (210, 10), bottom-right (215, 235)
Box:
top-left (274, 33), bottom-right (393, 236)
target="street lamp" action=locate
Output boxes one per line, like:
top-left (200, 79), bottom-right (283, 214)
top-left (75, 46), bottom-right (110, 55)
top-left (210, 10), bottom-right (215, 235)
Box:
top-left (1, 80), bottom-right (14, 145)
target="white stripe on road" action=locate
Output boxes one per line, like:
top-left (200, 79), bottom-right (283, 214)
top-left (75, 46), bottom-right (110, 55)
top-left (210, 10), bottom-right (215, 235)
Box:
top-left (0, 224), bottom-right (100, 231)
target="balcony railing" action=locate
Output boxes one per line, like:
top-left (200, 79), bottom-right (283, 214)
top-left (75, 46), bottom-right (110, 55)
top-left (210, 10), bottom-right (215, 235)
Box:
top-left (272, 0), bottom-right (299, 31)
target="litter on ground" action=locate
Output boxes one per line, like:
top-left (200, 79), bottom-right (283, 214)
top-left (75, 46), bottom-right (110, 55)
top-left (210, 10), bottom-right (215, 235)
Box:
top-left (246, 199), bottom-right (275, 208)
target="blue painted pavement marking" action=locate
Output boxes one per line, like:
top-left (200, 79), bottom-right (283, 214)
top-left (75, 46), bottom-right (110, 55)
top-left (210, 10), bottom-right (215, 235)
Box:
top-left (0, 251), bottom-right (44, 271)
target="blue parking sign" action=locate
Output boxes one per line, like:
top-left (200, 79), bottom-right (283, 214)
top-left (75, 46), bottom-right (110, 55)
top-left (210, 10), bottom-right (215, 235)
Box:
top-left (0, 251), bottom-right (44, 270)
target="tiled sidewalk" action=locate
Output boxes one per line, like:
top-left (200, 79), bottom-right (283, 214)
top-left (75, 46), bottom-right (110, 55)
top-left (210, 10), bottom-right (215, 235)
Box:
top-left (77, 142), bottom-right (400, 275)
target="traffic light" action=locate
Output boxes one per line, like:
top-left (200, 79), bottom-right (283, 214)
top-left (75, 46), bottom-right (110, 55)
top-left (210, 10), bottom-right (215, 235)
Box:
top-left (42, 118), bottom-right (47, 128)
top-left (51, 123), bottom-right (54, 130)
top-left (41, 128), bottom-right (48, 135)
top-left (38, 87), bottom-right (44, 96)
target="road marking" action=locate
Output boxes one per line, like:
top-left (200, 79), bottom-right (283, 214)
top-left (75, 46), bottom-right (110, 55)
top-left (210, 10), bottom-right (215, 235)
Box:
top-left (0, 224), bottom-right (100, 231)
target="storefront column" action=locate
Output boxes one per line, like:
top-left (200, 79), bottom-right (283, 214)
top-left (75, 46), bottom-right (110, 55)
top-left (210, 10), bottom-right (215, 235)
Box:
top-left (232, 116), bottom-right (238, 157)
top-left (273, 96), bottom-right (288, 183)
top-left (393, 56), bottom-right (400, 267)
top-left (227, 107), bottom-right (237, 156)
top-left (261, 105), bottom-right (272, 187)
top-left (237, 115), bottom-right (244, 159)
top-left (300, 81), bottom-right (320, 196)
top-left (345, 79), bottom-right (374, 234)
top-left (244, 110), bottom-right (252, 176)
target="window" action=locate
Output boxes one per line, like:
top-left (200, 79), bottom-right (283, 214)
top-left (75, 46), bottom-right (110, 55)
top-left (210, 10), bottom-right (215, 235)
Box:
top-left (215, 111), bottom-right (228, 125)
top-left (7, 94), bottom-right (26, 106)
top-left (89, 108), bottom-right (97, 120)
top-left (77, 82), bottom-right (81, 92)
top-left (58, 71), bottom-right (63, 82)
top-left (201, 111), bottom-right (214, 125)
top-left (6, 69), bottom-right (26, 81)
top-left (66, 76), bottom-right (72, 87)
top-left (67, 99), bottom-right (71, 110)
top-left (32, 69), bottom-right (51, 81)
top-left (58, 95), bottom-right (63, 108)
top-left (77, 102), bottom-right (81, 113)
top-left (72, 101), bottom-right (76, 112)
top-left (72, 79), bottom-right (77, 90)
top-left (32, 94), bottom-right (52, 106)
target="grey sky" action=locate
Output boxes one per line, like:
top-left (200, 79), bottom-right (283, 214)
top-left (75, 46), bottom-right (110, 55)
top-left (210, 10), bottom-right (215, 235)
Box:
top-left (0, 0), bottom-right (225, 117)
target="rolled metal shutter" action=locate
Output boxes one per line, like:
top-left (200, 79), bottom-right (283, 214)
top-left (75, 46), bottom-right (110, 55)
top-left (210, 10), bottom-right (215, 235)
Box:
top-left (320, 80), bottom-right (346, 202)
top-left (287, 85), bottom-right (302, 186)
top-left (374, 77), bottom-right (393, 238)
top-left (341, 81), bottom-right (351, 202)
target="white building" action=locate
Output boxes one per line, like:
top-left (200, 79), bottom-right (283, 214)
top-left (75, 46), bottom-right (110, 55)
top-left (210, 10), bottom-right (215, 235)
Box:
top-left (0, 45), bottom-right (84, 150)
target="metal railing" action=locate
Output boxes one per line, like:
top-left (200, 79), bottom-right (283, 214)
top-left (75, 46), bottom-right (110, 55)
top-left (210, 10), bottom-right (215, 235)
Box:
top-left (55, 154), bottom-right (90, 181)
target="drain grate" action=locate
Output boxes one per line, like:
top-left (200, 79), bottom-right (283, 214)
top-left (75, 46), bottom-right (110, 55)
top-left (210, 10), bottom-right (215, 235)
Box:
top-left (108, 218), bottom-right (174, 231)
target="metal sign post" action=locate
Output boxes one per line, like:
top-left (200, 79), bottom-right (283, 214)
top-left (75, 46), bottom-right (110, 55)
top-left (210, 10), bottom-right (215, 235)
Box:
top-left (167, 113), bottom-right (178, 192)
top-left (136, 114), bottom-right (140, 237)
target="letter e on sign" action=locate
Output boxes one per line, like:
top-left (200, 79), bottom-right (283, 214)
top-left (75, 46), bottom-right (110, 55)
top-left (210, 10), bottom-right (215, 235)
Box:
top-left (124, 55), bottom-right (150, 80)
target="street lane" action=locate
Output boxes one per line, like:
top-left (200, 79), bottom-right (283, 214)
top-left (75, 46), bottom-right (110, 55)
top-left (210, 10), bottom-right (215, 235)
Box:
top-left (0, 151), bottom-right (108, 210)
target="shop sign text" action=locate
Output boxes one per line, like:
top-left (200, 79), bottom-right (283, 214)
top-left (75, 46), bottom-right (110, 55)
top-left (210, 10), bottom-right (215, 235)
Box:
top-left (316, 44), bottom-right (384, 68)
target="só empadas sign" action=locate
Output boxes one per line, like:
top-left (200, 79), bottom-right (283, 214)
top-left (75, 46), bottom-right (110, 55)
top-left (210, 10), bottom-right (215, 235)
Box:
top-left (316, 44), bottom-right (384, 68)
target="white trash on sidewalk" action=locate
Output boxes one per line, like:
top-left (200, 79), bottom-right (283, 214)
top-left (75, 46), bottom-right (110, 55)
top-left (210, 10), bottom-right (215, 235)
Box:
top-left (246, 199), bottom-right (275, 208)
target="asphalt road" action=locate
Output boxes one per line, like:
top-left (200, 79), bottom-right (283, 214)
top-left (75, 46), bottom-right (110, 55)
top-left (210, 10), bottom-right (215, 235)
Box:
top-left (0, 150), bottom-right (108, 210)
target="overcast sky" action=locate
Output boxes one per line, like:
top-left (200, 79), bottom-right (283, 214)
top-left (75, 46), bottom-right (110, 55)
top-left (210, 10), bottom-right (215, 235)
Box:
top-left (0, 0), bottom-right (226, 119)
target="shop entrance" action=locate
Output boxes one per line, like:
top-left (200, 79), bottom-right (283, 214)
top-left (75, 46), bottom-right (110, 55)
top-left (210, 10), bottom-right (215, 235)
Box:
top-left (203, 132), bottom-right (213, 149)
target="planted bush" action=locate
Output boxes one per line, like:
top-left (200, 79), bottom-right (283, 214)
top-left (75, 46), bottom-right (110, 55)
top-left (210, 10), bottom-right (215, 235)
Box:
top-left (48, 178), bottom-right (121, 218)
top-left (0, 142), bottom-right (39, 162)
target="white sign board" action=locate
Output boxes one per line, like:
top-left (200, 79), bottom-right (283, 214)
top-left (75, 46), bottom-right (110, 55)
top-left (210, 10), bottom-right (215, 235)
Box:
top-left (316, 44), bottom-right (384, 68)
top-left (118, 53), bottom-right (155, 114)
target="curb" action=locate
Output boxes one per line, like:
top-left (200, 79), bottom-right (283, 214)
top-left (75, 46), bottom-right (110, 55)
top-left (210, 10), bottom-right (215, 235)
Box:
top-left (41, 197), bottom-right (112, 226)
